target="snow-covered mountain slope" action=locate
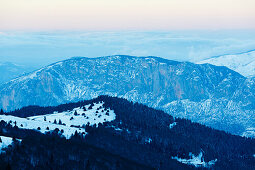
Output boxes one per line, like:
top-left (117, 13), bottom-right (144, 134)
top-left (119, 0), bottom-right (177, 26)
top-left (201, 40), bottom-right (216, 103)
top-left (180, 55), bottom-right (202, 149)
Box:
top-left (29, 102), bottom-right (115, 127)
top-left (198, 50), bottom-right (255, 77)
top-left (0, 102), bottom-right (115, 139)
top-left (0, 55), bottom-right (254, 137)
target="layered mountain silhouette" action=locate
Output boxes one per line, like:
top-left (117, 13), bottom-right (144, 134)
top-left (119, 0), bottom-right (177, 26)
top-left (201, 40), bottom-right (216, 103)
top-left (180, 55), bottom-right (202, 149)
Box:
top-left (0, 55), bottom-right (254, 137)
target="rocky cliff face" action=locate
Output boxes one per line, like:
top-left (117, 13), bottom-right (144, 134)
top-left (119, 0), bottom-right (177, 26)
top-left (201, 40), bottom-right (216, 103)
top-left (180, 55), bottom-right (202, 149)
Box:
top-left (0, 55), bottom-right (254, 136)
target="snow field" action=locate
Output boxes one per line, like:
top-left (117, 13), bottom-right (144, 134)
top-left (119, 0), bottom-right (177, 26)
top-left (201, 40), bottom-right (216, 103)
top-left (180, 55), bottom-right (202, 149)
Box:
top-left (0, 102), bottom-right (116, 139)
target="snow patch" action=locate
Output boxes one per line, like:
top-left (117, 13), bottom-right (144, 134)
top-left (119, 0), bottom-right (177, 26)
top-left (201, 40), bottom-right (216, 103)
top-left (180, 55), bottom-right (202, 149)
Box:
top-left (176, 69), bottom-right (183, 75)
top-left (0, 115), bottom-right (85, 139)
top-left (0, 136), bottom-right (21, 152)
top-left (169, 122), bottom-right (177, 129)
top-left (242, 127), bottom-right (255, 138)
top-left (172, 152), bottom-right (217, 168)
top-left (145, 138), bottom-right (152, 144)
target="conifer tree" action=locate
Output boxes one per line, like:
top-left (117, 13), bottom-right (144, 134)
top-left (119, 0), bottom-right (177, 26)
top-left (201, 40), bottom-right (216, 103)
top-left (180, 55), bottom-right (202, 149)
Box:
top-left (0, 109), bottom-right (4, 115)
top-left (85, 159), bottom-right (90, 169)
top-left (83, 106), bottom-right (87, 111)
top-left (12, 137), bottom-right (17, 142)
top-left (74, 110), bottom-right (78, 116)
top-left (6, 163), bottom-right (11, 170)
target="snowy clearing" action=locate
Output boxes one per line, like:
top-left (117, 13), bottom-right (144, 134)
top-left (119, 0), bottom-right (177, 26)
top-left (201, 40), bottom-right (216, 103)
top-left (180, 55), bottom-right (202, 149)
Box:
top-left (29, 102), bottom-right (116, 128)
top-left (0, 102), bottom-right (116, 139)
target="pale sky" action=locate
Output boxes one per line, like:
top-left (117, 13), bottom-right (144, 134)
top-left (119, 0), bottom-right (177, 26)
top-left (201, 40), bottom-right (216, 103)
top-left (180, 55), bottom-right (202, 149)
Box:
top-left (0, 0), bottom-right (255, 31)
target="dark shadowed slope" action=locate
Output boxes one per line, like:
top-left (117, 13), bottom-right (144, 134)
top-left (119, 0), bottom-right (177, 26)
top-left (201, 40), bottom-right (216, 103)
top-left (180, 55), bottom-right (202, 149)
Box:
top-left (1, 96), bottom-right (254, 169)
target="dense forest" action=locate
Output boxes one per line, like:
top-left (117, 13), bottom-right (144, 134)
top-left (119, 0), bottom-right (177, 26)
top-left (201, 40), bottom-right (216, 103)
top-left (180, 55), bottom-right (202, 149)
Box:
top-left (0, 122), bottom-right (154, 170)
top-left (0, 96), bottom-right (255, 169)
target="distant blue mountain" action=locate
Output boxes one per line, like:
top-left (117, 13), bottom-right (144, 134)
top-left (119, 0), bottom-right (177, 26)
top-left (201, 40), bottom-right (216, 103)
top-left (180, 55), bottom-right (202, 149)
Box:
top-left (0, 62), bottom-right (36, 85)
top-left (0, 55), bottom-right (254, 137)
top-left (198, 50), bottom-right (255, 77)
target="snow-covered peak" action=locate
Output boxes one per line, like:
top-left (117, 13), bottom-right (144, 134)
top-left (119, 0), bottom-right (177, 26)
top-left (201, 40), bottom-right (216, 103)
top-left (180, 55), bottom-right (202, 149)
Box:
top-left (198, 50), bottom-right (255, 77)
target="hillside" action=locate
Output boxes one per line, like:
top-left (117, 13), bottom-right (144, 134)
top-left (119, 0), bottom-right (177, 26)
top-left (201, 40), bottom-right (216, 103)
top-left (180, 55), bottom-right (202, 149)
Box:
top-left (0, 96), bottom-right (254, 169)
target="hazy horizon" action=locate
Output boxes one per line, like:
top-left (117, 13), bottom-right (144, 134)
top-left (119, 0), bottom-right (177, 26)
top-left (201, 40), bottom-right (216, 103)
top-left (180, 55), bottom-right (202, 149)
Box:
top-left (1, 30), bottom-right (255, 67)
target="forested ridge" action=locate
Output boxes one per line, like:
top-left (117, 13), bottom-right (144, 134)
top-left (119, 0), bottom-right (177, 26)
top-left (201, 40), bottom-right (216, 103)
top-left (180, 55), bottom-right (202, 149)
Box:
top-left (0, 96), bottom-right (254, 169)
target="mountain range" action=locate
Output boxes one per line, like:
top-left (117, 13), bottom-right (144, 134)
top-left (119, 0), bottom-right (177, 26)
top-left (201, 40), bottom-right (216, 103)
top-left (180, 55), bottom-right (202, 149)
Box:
top-left (0, 55), bottom-right (254, 137)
